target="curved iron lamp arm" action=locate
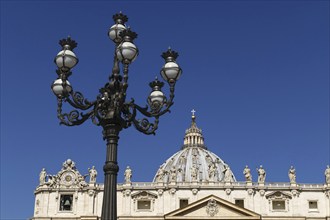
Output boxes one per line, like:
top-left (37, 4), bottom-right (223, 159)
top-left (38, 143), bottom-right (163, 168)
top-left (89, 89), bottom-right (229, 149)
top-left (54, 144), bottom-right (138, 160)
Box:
top-left (57, 98), bottom-right (95, 126)
top-left (65, 91), bottom-right (95, 110)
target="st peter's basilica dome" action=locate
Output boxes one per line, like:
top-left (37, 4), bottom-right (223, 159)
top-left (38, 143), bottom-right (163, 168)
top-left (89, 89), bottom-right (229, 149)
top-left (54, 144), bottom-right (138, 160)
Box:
top-left (153, 112), bottom-right (236, 183)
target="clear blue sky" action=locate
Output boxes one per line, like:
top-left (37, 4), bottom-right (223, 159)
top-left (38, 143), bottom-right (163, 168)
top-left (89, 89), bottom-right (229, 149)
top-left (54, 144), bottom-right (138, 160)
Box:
top-left (1, 1), bottom-right (329, 219)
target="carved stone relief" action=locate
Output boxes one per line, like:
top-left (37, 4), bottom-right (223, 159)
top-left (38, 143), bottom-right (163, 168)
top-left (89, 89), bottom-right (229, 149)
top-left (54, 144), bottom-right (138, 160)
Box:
top-left (266, 191), bottom-right (292, 200)
top-left (132, 191), bottom-right (157, 202)
top-left (247, 188), bottom-right (254, 196)
top-left (170, 188), bottom-right (176, 195)
top-left (123, 189), bottom-right (131, 197)
top-left (225, 188), bottom-right (232, 195)
top-left (192, 188), bottom-right (198, 195)
top-left (88, 189), bottom-right (96, 197)
top-left (38, 159), bottom-right (91, 190)
top-left (206, 199), bottom-right (219, 217)
top-left (259, 190), bottom-right (265, 196)
top-left (291, 189), bottom-right (300, 197)
top-left (157, 189), bottom-right (164, 196)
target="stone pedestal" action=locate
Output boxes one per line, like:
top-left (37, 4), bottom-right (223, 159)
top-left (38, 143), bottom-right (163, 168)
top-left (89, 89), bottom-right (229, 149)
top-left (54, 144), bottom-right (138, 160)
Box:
top-left (123, 183), bottom-right (132, 187)
top-left (156, 182), bottom-right (164, 187)
top-left (225, 182), bottom-right (232, 186)
top-left (169, 182), bottom-right (176, 187)
top-left (192, 180), bottom-right (198, 186)
top-left (89, 183), bottom-right (96, 187)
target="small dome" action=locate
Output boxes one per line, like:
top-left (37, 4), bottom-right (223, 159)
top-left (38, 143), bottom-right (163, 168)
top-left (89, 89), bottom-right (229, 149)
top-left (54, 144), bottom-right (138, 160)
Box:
top-left (153, 111), bottom-right (236, 183)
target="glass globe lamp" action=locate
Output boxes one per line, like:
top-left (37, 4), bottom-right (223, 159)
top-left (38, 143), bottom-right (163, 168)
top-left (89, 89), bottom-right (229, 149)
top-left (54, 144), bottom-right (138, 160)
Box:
top-left (51, 78), bottom-right (72, 98)
top-left (55, 48), bottom-right (78, 73)
top-left (160, 49), bottom-right (182, 84)
top-left (160, 61), bottom-right (182, 84)
top-left (148, 78), bottom-right (166, 112)
top-left (148, 90), bottom-right (165, 105)
top-left (108, 23), bottom-right (126, 44)
top-left (116, 41), bottom-right (138, 63)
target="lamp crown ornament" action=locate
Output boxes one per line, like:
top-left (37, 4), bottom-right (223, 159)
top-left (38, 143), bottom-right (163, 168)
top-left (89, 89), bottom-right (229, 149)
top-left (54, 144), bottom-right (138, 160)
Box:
top-left (162, 48), bottom-right (179, 62)
top-left (119, 28), bottom-right (138, 41)
top-left (149, 77), bottom-right (164, 90)
top-left (59, 36), bottom-right (77, 50)
top-left (113, 11), bottom-right (128, 24)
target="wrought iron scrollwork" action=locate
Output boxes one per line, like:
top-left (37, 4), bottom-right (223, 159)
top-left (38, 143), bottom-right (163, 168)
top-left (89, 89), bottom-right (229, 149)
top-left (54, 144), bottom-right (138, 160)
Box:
top-left (55, 69), bottom-right (177, 135)
top-left (132, 117), bottom-right (159, 135)
top-left (66, 91), bottom-right (94, 110)
top-left (57, 98), bottom-right (93, 126)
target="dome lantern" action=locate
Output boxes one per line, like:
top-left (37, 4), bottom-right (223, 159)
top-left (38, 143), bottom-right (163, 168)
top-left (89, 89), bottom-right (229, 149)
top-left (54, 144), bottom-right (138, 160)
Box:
top-left (182, 110), bottom-right (206, 149)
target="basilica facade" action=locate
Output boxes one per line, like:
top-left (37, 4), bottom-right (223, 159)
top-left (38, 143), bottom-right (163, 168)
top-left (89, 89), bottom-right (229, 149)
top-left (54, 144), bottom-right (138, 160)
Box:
top-left (32, 114), bottom-right (330, 220)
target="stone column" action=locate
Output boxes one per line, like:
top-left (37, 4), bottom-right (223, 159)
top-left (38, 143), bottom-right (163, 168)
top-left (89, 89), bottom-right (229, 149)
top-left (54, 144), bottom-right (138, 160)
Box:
top-left (157, 189), bottom-right (164, 215)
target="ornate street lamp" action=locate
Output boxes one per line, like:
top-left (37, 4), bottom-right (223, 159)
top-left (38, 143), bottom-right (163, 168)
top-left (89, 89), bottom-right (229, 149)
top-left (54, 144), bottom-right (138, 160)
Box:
top-left (51, 12), bottom-right (182, 220)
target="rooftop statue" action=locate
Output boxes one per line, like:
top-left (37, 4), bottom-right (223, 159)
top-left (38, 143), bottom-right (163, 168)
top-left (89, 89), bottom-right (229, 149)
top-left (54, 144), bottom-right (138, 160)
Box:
top-left (88, 166), bottom-right (97, 184)
top-left (223, 165), bottom-right (234, 183)
top-left (257, 165), bottom-right (266, 183)
top-left (39, 168), bottom-right (47, 185)
top-left (124, 166), bottom-right (132, 184)
top-left (325, 165), bottom-right (330, 184)
top-left (243, 165), bottom-right (252, 182)
top-left (288, 166), bottom-right (296, 184)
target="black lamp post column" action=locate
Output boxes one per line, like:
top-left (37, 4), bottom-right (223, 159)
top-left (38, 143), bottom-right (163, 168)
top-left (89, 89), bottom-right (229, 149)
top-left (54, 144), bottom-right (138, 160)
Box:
top-left (102, 124), bottom-right (121, 220)
top-left (51, 12), bottom-right (182, 220)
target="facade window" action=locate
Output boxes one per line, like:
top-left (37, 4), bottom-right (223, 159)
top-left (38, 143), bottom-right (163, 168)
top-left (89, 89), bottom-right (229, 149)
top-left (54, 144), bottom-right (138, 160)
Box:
top-left (272, 200), bottom-right (285, 210)
top-left (235, 199), bottom-right (244, 208)
top-left (308, 201), bottom-right (318, 211)
top-left (59, 195), bottom-right (73, 211)
top-left (266, 191), bottom-right (291, 212)
top-left (132, 191), bottom-right (157, 212)
top-left (137, 200), bottom-right (151, 210)
top-left (180, 199), bottom-right (189, 208)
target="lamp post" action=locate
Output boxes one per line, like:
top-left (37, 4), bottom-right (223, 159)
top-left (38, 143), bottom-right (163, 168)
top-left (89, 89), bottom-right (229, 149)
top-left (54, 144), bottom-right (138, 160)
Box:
top-left (51, 12), bottom-right (182, 220)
